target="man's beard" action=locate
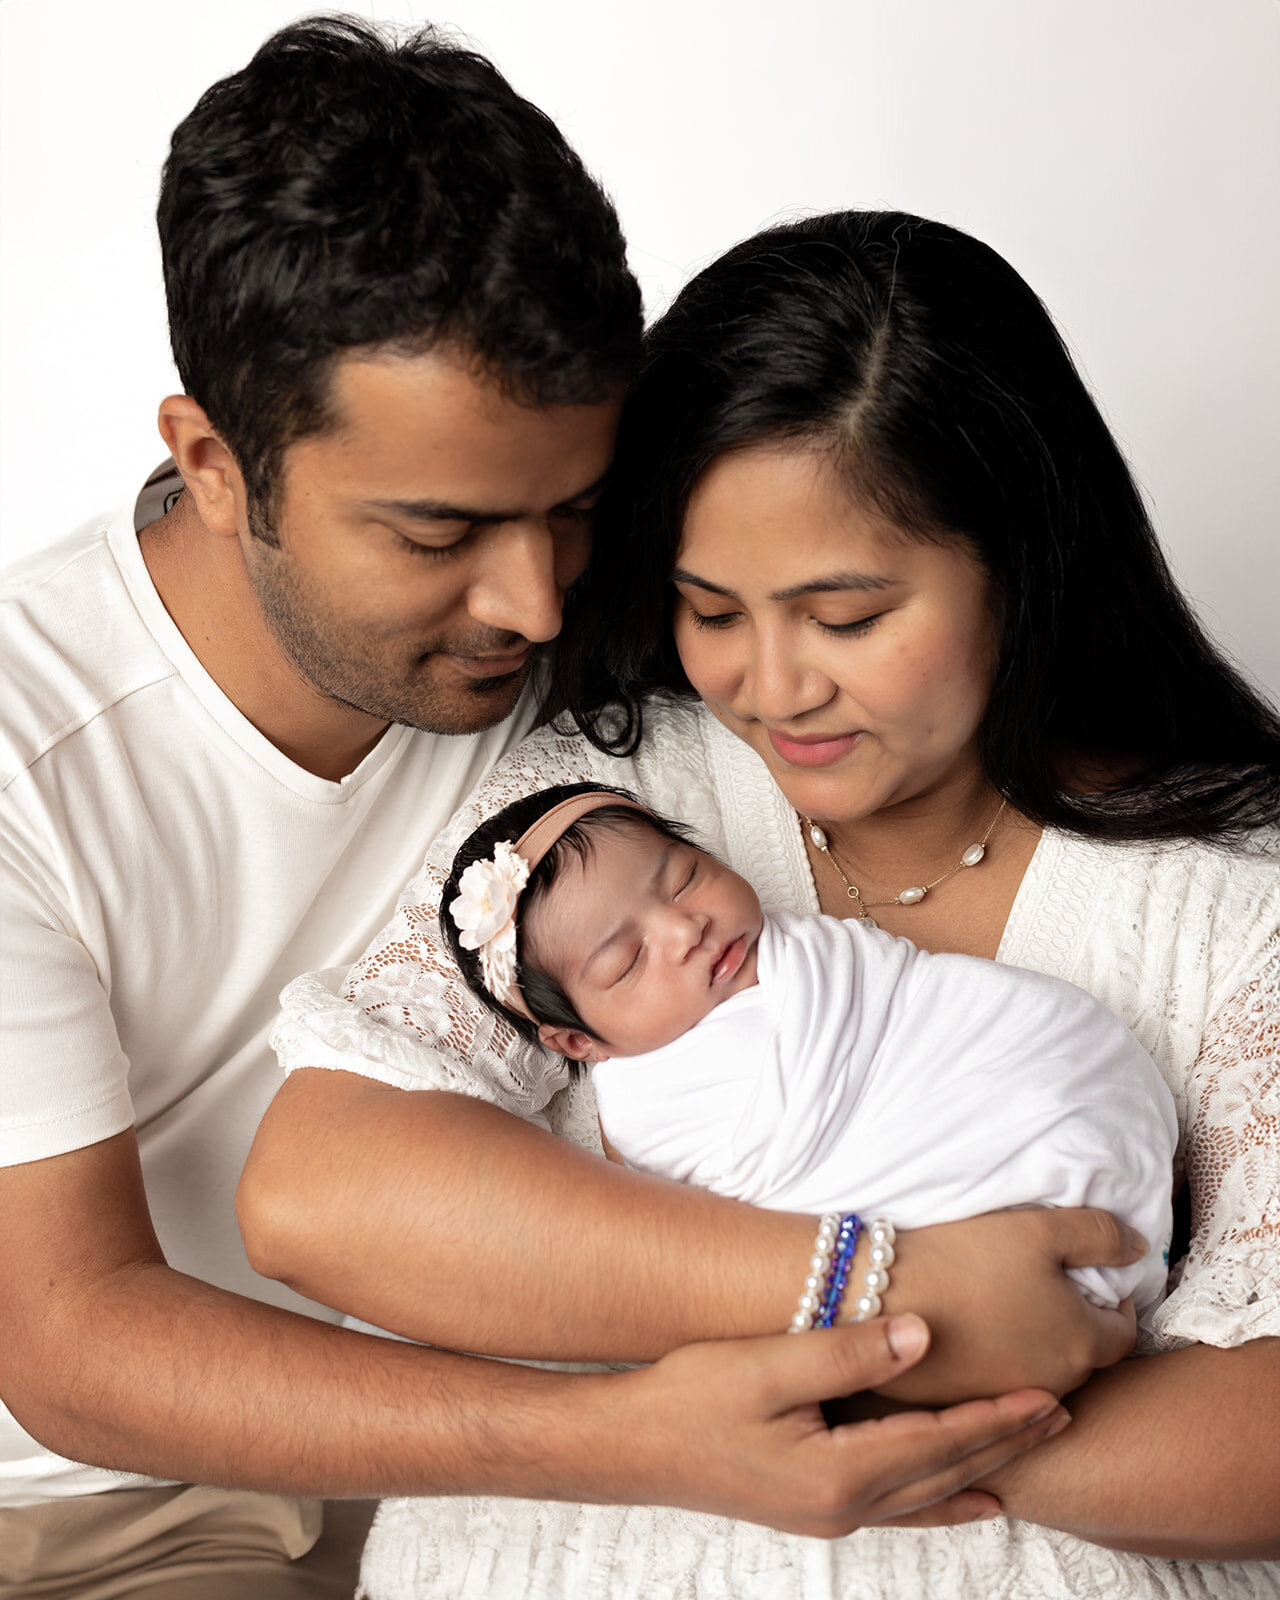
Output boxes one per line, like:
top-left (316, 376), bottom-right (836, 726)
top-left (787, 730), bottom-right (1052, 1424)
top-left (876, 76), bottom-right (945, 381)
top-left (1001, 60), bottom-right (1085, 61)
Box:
top-left (246, 539), bottom-right (530, 736)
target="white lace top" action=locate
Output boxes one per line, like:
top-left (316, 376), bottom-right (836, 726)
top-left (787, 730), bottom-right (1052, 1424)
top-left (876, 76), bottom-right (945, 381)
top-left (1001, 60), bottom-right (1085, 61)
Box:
top-left (273, 697), bottom-right (1280, 1600)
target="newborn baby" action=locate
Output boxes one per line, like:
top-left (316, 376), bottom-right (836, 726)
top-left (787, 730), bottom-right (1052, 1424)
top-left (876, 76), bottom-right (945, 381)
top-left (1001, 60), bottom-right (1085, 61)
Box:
top-left (444, 783), bottom-right (1176, 1314)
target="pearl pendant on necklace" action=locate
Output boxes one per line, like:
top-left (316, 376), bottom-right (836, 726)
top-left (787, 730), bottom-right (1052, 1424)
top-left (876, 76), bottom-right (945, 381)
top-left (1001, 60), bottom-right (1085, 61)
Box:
top-left (801, 799), bottom-right (1007, 916)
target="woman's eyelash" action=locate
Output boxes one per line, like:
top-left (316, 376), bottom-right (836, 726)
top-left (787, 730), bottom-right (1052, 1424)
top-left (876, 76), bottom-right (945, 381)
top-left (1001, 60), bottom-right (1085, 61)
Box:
top-left (817, 613), bottom-right (883, 637)
top-left (688, 609), bottom-right (884, 636)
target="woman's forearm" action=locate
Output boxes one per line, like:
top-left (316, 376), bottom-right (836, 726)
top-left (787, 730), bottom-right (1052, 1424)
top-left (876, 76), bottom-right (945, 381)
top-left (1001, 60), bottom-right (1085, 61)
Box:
top-left (239, 1070), bottom-right (809, 1359)
top-left (979, 1340), bottom-right (1280, 1558)
top-left (239, 1070), bottom-right (1138, 1398)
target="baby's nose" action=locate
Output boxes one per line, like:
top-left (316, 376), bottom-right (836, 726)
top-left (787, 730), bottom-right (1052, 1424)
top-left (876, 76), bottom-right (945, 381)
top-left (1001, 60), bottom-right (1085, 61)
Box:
top-left (667, 907), bottom-right (709, 958)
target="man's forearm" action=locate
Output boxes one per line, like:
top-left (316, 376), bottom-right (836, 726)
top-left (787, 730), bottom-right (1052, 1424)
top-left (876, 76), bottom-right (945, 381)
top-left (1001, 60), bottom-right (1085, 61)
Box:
top-left (979, 1340), bottom-right (1280, 1559)
top-left (0, 1111), bottom-right (1091, 1536)
top-left (5, 1256), bottom-right (626, 1499)
top-left (4, 1254), bottom-right (1085, 1538)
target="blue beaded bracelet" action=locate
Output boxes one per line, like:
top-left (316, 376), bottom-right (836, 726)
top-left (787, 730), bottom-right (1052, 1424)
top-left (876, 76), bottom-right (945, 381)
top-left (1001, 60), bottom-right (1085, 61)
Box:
top-left (816, 1213), bottom-right (861, 1327)
top-left (788, 1212), bottom-right (861, 1332)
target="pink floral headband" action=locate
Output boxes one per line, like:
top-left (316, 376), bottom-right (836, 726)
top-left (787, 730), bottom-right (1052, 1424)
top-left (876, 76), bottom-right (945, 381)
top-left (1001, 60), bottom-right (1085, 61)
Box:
top-left (448, 791), bottom-right (647, 1022)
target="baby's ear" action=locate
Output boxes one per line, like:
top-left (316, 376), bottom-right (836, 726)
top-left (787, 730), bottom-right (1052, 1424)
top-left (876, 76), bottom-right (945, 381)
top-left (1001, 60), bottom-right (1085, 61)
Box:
top-left (537, 1023), bottom-right (609, 1063)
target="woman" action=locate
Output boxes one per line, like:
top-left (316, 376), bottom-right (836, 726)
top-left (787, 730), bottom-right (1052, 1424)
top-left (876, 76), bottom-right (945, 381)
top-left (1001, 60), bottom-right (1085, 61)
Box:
top-left (253, 212), bottom-right (1279, 1596)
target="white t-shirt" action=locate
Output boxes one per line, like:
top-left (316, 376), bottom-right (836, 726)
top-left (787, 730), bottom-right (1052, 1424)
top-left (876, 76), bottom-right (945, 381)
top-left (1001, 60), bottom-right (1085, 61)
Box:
top-left (0, 468), bottom-right (533, 1505)
top-left (592, 910), bottom-right (1177, 1313)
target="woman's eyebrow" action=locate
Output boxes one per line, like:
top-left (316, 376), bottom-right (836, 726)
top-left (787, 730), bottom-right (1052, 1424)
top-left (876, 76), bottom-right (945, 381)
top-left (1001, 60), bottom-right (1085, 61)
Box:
top-left (671, 567), bottom-right (899, 601)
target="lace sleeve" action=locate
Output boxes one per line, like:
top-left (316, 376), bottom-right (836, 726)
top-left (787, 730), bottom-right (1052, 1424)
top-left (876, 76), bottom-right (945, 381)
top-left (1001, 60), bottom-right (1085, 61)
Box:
top-left (271, 722), bottom-right (628, 1118)
top-left (1149, 936), bottom-right (1280, 1350)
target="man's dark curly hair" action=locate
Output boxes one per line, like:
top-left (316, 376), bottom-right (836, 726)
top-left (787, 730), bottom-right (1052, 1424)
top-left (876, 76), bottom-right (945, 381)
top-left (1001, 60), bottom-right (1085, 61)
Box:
top-left (158, 15), bottom-right (643, 523)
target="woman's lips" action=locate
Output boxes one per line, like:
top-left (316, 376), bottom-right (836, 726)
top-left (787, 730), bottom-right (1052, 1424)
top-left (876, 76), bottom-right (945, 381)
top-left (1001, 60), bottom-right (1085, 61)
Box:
top-left (766, 729), bottom-right (862, 768)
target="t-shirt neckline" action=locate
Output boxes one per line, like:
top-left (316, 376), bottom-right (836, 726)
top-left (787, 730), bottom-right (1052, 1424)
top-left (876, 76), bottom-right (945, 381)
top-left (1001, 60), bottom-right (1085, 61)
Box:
top-left (108, 487), bottom-right (411, 804)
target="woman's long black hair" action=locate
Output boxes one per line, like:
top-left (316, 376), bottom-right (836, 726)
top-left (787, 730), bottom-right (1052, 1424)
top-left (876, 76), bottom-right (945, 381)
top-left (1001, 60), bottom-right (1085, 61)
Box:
top-left (548, 210), bottom-right (1280, 843)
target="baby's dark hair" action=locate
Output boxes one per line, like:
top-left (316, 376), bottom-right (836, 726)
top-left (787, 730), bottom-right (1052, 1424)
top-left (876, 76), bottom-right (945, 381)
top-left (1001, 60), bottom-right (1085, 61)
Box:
top-left (442, 782), bottom-right (696, 1043)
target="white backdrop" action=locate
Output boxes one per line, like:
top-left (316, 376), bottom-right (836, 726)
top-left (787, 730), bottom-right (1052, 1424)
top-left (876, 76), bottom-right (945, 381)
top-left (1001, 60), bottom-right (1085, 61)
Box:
top-left (2, 0), bottom-right (1277, 697)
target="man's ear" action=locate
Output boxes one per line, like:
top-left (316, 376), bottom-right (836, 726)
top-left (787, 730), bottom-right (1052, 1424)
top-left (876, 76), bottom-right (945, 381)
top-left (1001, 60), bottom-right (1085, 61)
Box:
top-left (157, 394), bottom-right (247, 540)
top-left (537, 1022), bottom-right (610, 1063)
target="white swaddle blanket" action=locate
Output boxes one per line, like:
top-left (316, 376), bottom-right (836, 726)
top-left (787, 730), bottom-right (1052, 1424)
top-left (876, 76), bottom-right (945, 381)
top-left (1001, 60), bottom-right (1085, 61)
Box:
top-left (592, 911), bottom-right (1176, 1312)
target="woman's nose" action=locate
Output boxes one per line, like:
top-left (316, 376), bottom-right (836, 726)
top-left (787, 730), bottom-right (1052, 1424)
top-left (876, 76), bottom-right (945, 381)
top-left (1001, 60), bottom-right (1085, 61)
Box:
top-left (741, 632), bottom-right (834, 724)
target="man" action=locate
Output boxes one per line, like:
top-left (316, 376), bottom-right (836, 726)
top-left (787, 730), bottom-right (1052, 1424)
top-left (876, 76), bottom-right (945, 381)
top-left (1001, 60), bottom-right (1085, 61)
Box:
top-left (0, 18), bottom-right (1118, 1597)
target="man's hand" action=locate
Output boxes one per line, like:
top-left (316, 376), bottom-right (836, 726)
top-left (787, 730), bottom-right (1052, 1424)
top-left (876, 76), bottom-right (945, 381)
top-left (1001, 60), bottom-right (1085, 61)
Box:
top-left (0, 1129), bottom-right (1065, 1531)
top-left (615, 1315), bottom-right (1070, 1536)
top-left (871, 1209), bottom-right (1142, 1403)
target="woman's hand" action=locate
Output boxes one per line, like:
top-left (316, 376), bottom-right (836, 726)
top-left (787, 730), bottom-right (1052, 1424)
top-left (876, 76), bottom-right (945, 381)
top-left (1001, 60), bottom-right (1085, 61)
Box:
top-left (622, 1313), bottom-right (1071, 1536)
top-left (867, 1209), bottom-right (1143, 1404)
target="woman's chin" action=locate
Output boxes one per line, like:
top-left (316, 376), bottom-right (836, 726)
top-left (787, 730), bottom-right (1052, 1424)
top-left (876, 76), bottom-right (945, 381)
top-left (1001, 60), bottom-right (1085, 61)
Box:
top-left (702, 705), bottom-right (899, 819)
top-left (762, 751), bottom-right (889, 825)
top-left (758, 738), bottom-right (989, 826)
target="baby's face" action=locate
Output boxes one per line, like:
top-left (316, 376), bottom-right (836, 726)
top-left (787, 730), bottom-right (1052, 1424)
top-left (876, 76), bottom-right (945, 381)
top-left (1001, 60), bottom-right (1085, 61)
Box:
top-left (525, 823), bottom-right (762, 1059)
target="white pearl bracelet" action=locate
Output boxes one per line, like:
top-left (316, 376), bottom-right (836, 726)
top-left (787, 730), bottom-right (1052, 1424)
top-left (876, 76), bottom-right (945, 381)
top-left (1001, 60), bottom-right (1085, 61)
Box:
top-left (789, 1212), bottom-right (842, 1332)
top-left (850, 1218), bottom-right (896, 1320)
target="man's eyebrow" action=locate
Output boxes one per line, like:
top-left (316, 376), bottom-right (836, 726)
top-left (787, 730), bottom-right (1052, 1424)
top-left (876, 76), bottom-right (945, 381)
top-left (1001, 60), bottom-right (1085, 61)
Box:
top-left (580, 841), bottom-right (673, 981)
top-left (671, 567), bottom-right (899, 602)
top-left (364, 473), bottom-right (609, 527)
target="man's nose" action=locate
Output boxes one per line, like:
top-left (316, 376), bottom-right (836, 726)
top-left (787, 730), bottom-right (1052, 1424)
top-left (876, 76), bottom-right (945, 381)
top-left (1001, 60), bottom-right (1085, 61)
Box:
top-left (466, 520), bottom-right (578, 644)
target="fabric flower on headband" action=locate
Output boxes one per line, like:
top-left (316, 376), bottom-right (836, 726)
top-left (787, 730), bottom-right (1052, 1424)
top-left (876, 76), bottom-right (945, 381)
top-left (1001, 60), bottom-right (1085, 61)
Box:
top-left (449, 840), bottom-right (530, 1004)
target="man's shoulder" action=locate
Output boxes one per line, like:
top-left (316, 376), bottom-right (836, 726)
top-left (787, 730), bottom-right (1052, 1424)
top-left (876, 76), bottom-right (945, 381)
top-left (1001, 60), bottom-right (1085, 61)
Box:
top-left (1, 511), bottom-right (173, 789)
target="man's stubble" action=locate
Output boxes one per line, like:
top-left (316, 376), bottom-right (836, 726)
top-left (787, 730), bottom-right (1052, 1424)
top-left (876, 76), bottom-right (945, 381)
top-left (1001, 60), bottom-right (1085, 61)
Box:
top-left (245, 533), bottom-right (531, 738)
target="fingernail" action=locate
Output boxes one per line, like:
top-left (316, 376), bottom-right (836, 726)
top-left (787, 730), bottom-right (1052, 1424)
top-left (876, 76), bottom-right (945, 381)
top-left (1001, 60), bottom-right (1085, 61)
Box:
top-left (1125, 1227), bottom-right (1148, 1255)
top-left (886, 1314), bottom-right (928, 1360)
top-left (1044, 1410), bottom-right (1072, 1437)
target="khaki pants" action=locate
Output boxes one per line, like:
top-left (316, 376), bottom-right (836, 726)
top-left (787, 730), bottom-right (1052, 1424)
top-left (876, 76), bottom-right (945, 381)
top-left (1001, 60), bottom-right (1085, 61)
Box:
top-left (0, 1486), bottom-right (377, 1599)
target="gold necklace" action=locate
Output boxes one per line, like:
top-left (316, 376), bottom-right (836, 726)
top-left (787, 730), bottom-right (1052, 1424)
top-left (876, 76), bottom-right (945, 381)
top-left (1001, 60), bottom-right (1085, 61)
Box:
top-left (800, 799), bottom-right (1008, 926)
